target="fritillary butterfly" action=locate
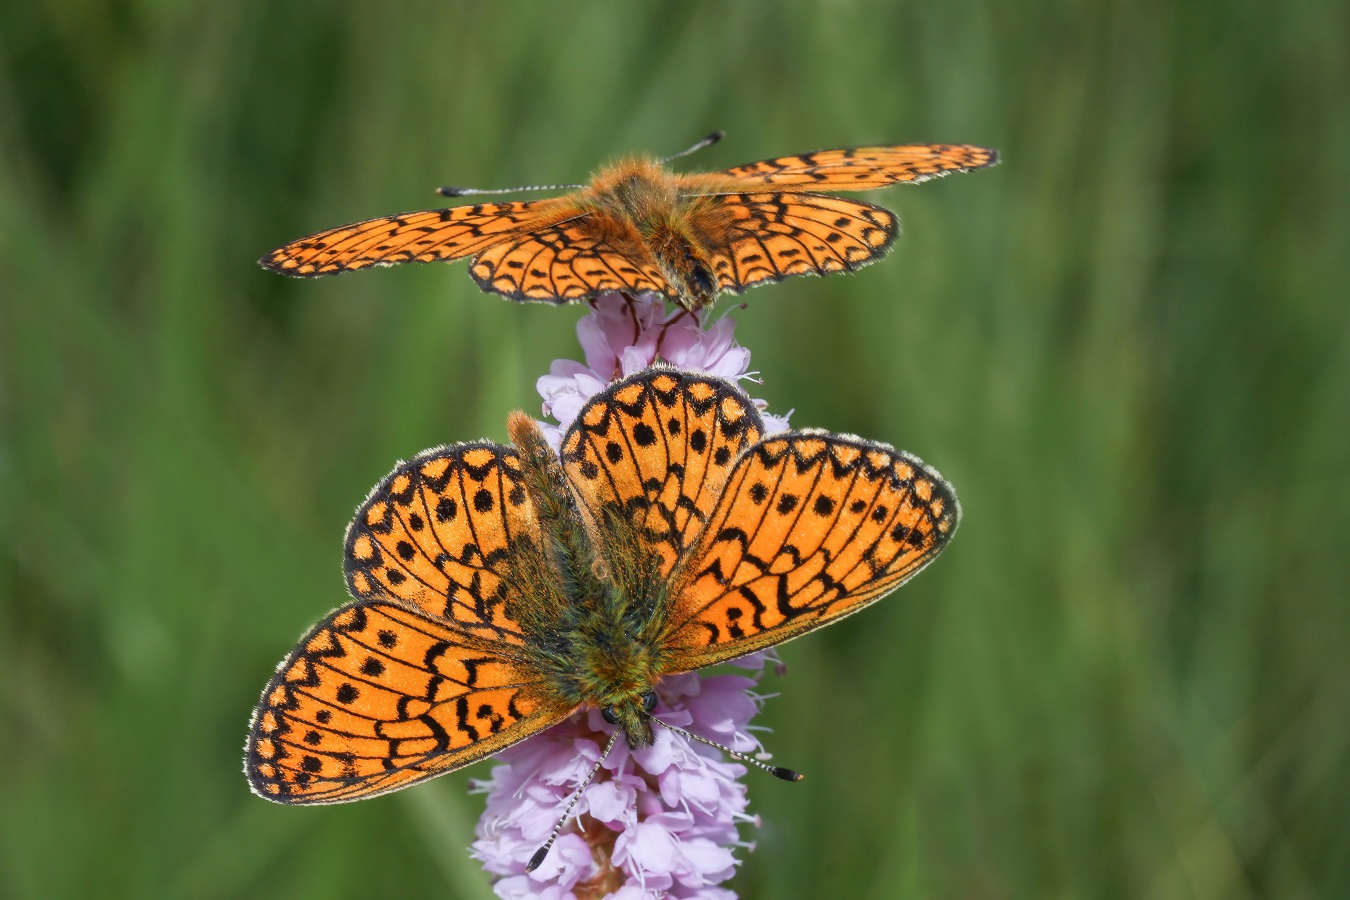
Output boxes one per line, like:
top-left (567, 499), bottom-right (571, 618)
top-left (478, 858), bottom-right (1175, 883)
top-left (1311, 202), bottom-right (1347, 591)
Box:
top-left (259, 135), bottom-right (998, 311)
top-left (245, 366), bottom-right (959, 809)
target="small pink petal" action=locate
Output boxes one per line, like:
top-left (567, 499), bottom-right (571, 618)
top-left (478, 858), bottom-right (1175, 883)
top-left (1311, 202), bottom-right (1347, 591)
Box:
top-left (676, 837), bottom-right (738, 884)
top-left (618, 820), bottom-right (681, 874)
top-left (585, 779), bottom-right (639, 827)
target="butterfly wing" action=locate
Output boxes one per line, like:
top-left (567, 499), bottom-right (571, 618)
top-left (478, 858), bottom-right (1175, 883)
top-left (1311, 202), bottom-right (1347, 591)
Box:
top-left (245, 442), bottom-right (575, 803)
top-left (559, 368), bottom-right (765, 579)
top-left (246, 599), bottom-right (572, 803)
top-left (258, 198), bottom-right (575, 277)
top-left (703, 143), bottom-right (999, 192)
top-left (662, 432), bottom-right (959, 670)
top-left (468, 217), bottom-right (672, 303)
top-left (344, 443), bottom-right (539, 646)
top-left (692, 192), bottom-right (898, 293)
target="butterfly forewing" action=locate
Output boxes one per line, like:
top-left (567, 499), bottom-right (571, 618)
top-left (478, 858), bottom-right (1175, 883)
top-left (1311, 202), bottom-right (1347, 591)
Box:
top-left (663, 433), bottom-right (959, 670)
top-left (695, 193), bottom-right (897, 292)
top-left (708, 143), bottom-right (999, 191)
top-left (259, 199), bottom-right (574, 277)
top-left (246, 600), bottom-right (570, 804)
top-left (559, 369), bottom-right (765, 579)
top-left (344, 443), bottom-right (538, 647)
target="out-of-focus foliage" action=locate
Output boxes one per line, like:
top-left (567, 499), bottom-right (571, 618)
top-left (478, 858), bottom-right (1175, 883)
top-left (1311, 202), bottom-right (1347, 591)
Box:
top-left (2, 1), bottom-right (1347, 897)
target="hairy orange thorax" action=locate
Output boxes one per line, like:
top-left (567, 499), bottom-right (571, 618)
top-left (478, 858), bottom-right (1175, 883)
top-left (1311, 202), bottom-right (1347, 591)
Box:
top-left (579, 157), bottom-right (729, 309)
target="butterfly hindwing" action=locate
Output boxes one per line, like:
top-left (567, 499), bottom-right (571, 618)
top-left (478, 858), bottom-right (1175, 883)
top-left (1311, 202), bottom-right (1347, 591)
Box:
top-left (344, 443), bottom-right (539, 647)
top-left (559, 369), bottom-right (765, 579)
top-left (258, 199), bottom-right (573, 277)
top-left (710, 143), bottom-right (999, 191)
top-left (246, 600), bottom-right (571, 804)
top-left (694, 192), bottom-right (898, 292)
top-left (663, 432), bottom-right (959, 670)
top-left (468, 218), bottom-right (671, 303)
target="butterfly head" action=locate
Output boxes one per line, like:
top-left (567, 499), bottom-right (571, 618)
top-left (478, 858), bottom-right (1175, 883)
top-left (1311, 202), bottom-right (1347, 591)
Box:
top-left (600, 689), bottom-right (659, 749)
top-left (568, 636), bottom-right (665, 749)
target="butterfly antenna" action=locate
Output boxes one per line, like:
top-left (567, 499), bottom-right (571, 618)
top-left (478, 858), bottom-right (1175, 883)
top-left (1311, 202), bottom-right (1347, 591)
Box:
top-left (644, 711), bottom-right (803, 782)
top-left (436, 182), bottom-right (585, 198)
top-left (661, 131), bottom-right (725, 163)
top-left (525, 728), bottom-right (621, 873)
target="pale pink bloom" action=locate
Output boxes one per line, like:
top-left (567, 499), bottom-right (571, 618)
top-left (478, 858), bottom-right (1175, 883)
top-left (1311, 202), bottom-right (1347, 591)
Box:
top-left (536, 292), bottom-right (790, 448)
top-left (470, 655), bottom-right (782, 900)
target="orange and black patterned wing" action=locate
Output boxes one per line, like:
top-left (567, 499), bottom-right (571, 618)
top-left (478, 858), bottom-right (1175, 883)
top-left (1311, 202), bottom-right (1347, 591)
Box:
top-left (559, 368), bottom-right (764, 578)
top-left (259, 198), bottom-right (574, 277)
top-left (468, 217), bottom-right (671, 303)
top-left (705, 144), bottom-right (999, 192)
top-left (246, 600), bottom-right (572, 803)
top-left (663, 432), bottom-right (959, 670)
top-left (696, 192), bottom-right (897, 292)
top-left (344, 443), bottom-right (537, 647)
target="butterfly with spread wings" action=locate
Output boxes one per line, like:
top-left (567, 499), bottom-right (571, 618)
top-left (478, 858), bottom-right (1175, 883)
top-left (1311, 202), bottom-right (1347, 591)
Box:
top-left (246, 366), bottom-right (958, 818)
top-left (259, 134), bottom-right (998, 311)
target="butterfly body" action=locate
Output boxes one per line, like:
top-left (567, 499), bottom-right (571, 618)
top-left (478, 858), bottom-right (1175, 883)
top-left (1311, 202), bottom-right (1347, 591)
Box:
top-left (559, 156), bottom-right (729, 310)
top-left (247, 367), bottom-right (959, 802)
top-left (502, 409), bottom-right (669, 749)
top-left (260, 142), bottom-right (999, 310)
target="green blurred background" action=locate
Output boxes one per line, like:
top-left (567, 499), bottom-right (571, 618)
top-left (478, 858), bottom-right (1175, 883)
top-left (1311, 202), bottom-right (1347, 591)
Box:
top-left (3, 1), bottom-right (1347, 897)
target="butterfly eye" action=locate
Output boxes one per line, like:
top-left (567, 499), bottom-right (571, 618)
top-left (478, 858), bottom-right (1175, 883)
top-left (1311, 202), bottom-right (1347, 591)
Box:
top-left (641, 691), bottom-right (658, 714)
top-left (689, 264), bottom-right (717, 299)
top-left (601, 706), bottom-right (620, 725)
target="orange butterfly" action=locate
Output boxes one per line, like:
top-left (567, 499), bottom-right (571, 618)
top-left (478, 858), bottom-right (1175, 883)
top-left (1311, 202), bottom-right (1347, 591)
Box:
top-left (246, 366), bottom-right (958, 822)
top-left (259, 134), bottom-right (998, 311)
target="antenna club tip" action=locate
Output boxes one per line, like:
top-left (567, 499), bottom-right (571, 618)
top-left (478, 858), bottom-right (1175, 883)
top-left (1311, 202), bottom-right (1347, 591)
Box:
top-left (708, 130), bottom-right (725, 142)
top-left (773, 767), bottom-right (804, 782)
top-left (436, 186), bottom-right (466, 197)
top-left (526, 845), bottom-right (551, 872)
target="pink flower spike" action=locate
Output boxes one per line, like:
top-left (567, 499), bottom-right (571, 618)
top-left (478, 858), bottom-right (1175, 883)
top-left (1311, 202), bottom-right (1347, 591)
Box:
top-left (474, 294), bottom-right (797, 897)
top-left (470, 660), bottom-right (784, 898)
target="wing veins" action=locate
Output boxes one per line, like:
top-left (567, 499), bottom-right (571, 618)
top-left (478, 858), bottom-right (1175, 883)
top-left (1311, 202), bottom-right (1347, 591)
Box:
top-left (563, 234), bottom-right (626, 297)
top-left (822, 477), bottom-right (921, 600)
top-left (311, 634), bottom-right (531, 694)
top-left (671, 441), bottom-right (939, 637)
top-left (666, 443), bottom-right (781, 634)
top-left (363, 596), bottom-right (533, 665)
top-left (519, 237), bottom-right (558, 296)
top-left (380, 499), bottom-right (491, 616)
